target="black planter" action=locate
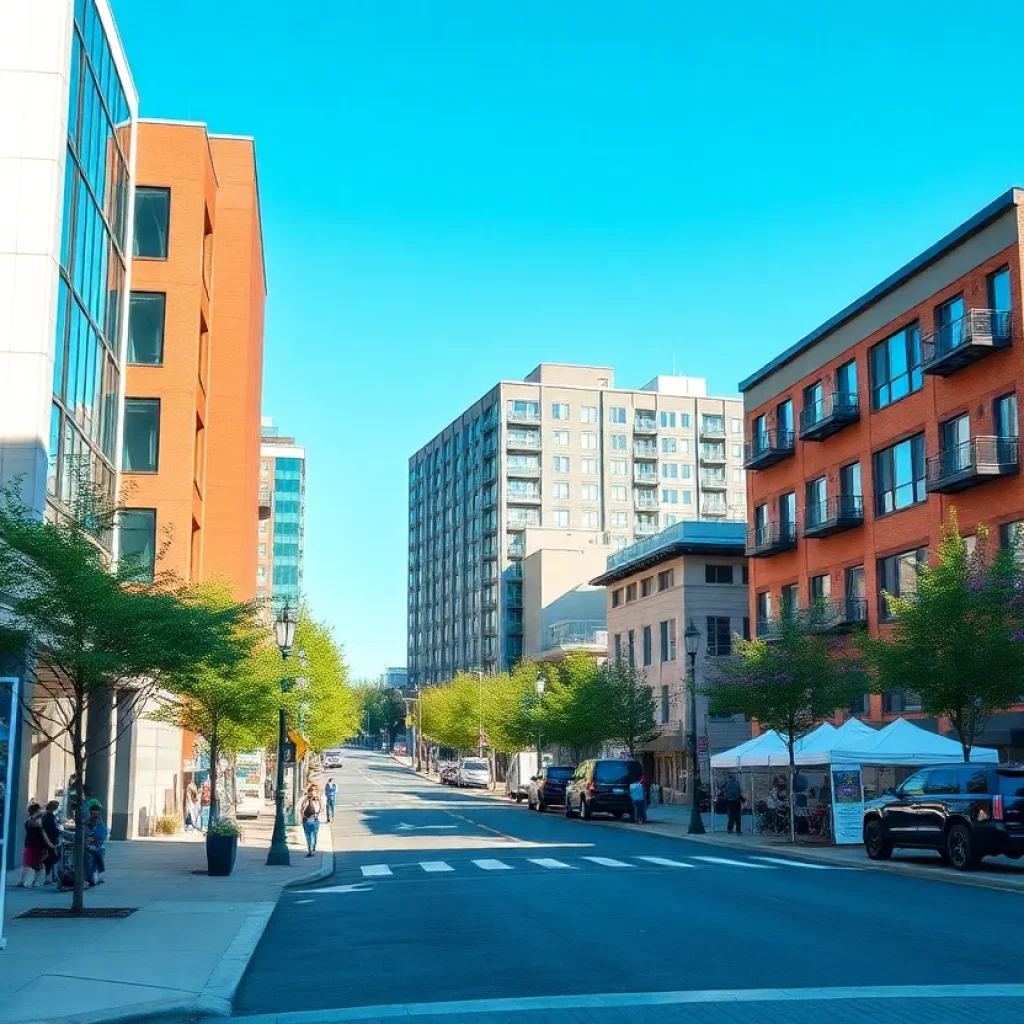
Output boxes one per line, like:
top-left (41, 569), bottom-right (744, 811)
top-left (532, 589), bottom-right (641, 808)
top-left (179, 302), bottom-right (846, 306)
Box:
top-left (206, 833), bottom-right (238, 876)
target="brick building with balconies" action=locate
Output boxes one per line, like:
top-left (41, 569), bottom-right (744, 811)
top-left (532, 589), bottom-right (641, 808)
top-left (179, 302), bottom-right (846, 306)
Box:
top-left (739, 187), bottom-right (1024, 759)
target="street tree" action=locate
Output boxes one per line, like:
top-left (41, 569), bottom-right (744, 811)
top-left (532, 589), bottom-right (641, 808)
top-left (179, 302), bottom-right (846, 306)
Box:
top-left (293, 611), bottom-right (359, 752)
top-left (354, 680), bottom-right (406, 746)
top-left (601, 660), bottom-right (659, 757)
top-left (864, 514), bottom-right (1024, 761)
top-left (703, 612), bottom-right (867, 838)
top-left (541, 652), bottom-right (608, 763)
top-left (483, 662), bottom-right (542, 754)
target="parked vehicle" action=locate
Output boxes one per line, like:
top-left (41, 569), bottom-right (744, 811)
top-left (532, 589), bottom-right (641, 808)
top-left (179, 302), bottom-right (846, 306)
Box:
top-left (863, 764), bottom-right (1024, 870)
top-left (393, 742), bottom-right (407, 756)
top-left (506, 752), bottom-right (539, 802)
top-left (324, 749), bottom-right (344, 770)
top-left (458, 757), bottom-right (490, 788)
top-left (440, 762), bottom-right (459, 785)
top-left (565, 758), bottom-right (643, 820)
top-left (528, 765), bottom-right (574, 812)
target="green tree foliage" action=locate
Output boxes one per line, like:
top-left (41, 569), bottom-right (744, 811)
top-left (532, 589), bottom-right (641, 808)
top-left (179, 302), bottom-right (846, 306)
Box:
top-left (600, 660), bottom-right (659, 756)
top-left (483, 661), bottom-right (542, 753)
top-left (293, 611), bottom-right (358, 752)
top-left (864, 515), bottom-right (1024, 761)
top-left (540, 653), bottom-right (608, 763)
top-left (354, 681), bottom-right (406, 744)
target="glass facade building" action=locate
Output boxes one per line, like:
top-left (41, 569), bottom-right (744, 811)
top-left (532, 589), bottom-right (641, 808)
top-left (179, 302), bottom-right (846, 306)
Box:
top-left (259, 422), bottom-right (306, 614)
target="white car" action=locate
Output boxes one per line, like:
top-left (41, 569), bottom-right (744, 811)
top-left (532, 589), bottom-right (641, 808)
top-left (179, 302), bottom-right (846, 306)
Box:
top-left (458, 757), bottom-right (490, 788)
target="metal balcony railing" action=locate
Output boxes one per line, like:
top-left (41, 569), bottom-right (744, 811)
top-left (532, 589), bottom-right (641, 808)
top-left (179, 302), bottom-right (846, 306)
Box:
top-left (634, 415), bottom-right (658, 434)
top-left (700, 419), bottom-right (726, 439)
top-left (926, 436), bottom-right (1020, 494)
top-left (633, 469), bottom-right (658, 485)
top-left (700, 470), bottom-right (727, 489)
top-left (506, 432), bottom-right (542, 450)
top-left (700, 499), bottom-right (728, 517)
top-left (803, 494), bottom-right (864, 538)
top-left (545, 620), bottom-right (609, 648)
top-left (743, 429), bottom-right (795, 470)
top-left (633, 443), bottom-right (659, 459)
top-left (506, 407), bottom-right (542, 423)
top-left (921, 309), bottom-right (1012, 376)
top-left (746, 520), bottom-right (797, 557)
top-left (799, 391), bottom-right (860, 441)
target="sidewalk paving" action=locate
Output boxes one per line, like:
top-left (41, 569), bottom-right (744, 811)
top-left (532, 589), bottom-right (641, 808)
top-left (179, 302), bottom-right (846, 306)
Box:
top-left (1, 807), bottom-right (333, 1024)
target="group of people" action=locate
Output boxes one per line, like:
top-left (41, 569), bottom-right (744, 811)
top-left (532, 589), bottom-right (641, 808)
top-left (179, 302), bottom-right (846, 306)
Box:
top-left (19, 797), bottom-right (107, 889)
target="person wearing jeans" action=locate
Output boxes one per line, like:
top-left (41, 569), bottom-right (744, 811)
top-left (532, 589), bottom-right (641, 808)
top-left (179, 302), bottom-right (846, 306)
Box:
top-left (629, 779), bottom-right (646, 824)
top-left (324, 779), bottom-right (337, 822)
top-left (300, 785), bottom-right (321, 857)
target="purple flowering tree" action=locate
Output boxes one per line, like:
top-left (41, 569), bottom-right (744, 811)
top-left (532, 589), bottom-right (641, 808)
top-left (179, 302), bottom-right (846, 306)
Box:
top-left (865, 512), bottom-right (1024, 762)
top-left (704, 610), bottom-right (868, 839)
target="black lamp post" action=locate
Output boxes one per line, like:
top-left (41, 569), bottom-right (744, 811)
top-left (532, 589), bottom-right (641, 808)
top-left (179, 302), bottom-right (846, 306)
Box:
top-left (684, 618), bottom-right (705, 835)
top-left (267, 604), bottom-right (296, 866)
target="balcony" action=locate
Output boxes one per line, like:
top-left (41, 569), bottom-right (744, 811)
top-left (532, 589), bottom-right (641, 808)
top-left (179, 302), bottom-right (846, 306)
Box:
top-left (921, 309), bottom-right (1012, 376)
top-left (803, 494), bottom-right (864, 539)
top-left (506, 489), bottom-right (542, 505)
top-left (699, 445), bottom-right (727, 465)
top-left (507, 542), bottom-right (524, 558)
top-left (634, 415), bottom-right (658, 434)
top-left (746, 520), bottom-right (797, 558)
top-left (701, 499), bottom-right (729, 517)
top-left (634, 494), bottom-right (659, 511)
top-left (700, 419), bottom-right (726, 440)
top-left (700, 469), bottom-right (727, 490)
top-left (758, 599), bottom-right (867, 640)
top-left (506, 431), bottom-right (541, 451)
top-left (799, 391), bottom-right (860, 441)
top-left (926, 436), bottom-right (1020, 494)
top-left (506, 593), bottom-right (524, 610)
top-left (633, 469), bottom-right (659, 487)
top-left (507, 406), bottom-right (541, 424)
top-left (633, 442), bottom-right (659, 460)
top-left (634, 520), bottom-right (659, 537)
top-left (506, 517), bottom-right (538, 531)
top-left (743, 430), bottom-right (795, 470)
top-left (506, 462), bottom-right (542, 479)
top-left (544, 620), bottom-right (608, 650)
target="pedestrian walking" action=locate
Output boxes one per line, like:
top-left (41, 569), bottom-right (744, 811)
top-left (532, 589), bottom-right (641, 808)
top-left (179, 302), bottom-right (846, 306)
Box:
top-left (629, 779), bottom-right (646, 824)
top-left (18, 803), bottom-right (51, 887)
top-left (83, 799), bottom-right (108, 886)
top-left (41, 800), bottom-right (61, 884)
top-left (324, 778), bottom-right (337, 822)
top-left (300, 785), bottom-right (321, 857)
top-left (185, 780), bottom-right (200, 832)
top-left (724, 772), bottom-right (743, 834)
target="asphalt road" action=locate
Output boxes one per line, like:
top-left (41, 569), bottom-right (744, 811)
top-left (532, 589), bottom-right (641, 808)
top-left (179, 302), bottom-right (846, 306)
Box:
top-left (233, 749), bottom-right (1024, 1020)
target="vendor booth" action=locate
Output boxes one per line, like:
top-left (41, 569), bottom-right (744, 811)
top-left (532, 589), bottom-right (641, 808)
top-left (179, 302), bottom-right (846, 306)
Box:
top-left (709, 717), bottom-right (999, 844)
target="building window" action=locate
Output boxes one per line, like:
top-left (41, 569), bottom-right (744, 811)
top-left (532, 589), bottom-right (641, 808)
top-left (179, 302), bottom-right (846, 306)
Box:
top-left (553, 456), bottom-right (570, 473)
top-left (127, 292), bottom-right (165, 365)
top-left (581, 431), bottom-right (598, 450)
top-left (809, 573), bottom-right (831, 603)
top-left (581, 405), bottom-right (598, 423)
top-left (611, 459), bottom-right (627, 476)
top-left (581, 457), bottom-right (599, 475)
top-left (611, 433), bottom-right (627, 451)
top-left (582, 510), bottom-right (599, 528)
top-left (682, 490), bottom-right (693, 505)
top-left (643, 625), bottom-right (653, 666)
top-left (612, 511), bottom-right (628, 528)
top-left (133, 187), bottom-right (170, 258)
top-left (681, 464), bottom-right (692, 480)
top-left (836, 358), bottom-right (857, 398)
top-left (661, 685), bottom-right (669, 724)
top-left (552, 481), bottom-right (570, 499)
top-left (781, 582), bottom-right (799, 615)
top-left (730, 417), bottom-right (742, 434)
top-left (614, 633), bottom-right (622, 660)
top-left (611, 484), bottom-right (627, 502)
top-left (742, 617), bottom-right (750, 640)
top-left (658, 568), bottom-right (675, 591)
top-left (873, 434), bottom-right (925, 516)
top-left (582, 483), bottom-right (599, 501)
top-left (878, 548), bottom-right (926, 621)
top-left (869, 322), bottom-right (922, 410)
top-left (258, 543), bottom-right (267, 558)
top-left (552, 509), bottom-right (570, 528)
top-left (552, 402), bottom-right (569, 420)
top-left (261, 459), bottom-right (269, 475)
top-left (988, 266), bottom-right (1011, 311)
top-left (609, 406), bottom-right (626, 424)
top-left (680, 413), bottom-right (691, 428)
top-left (1000, 520), bottom-right (1024, 561)
top-left (612, 588), bottom-right (623, 608)
top-left (660, 618), bottom-right (677, 661)
top-left (553, 429), bottom-right (570, 446)
top-left (994, 393), bottom-right (1019, 439)
top-left (742, 565), bottom-right (749, 584)
top-left (118, 509), bottom-right (156, 581)
top-left (706, 616), bottom-right (731, 656)
top-left (661, 488), bottom-right (678, 504)
top-left (660, 411), bottom-right (676, 428)
top-left (257, 565), bottom-right (267, 582)
top-left (626, 583), bottom-right (637, 603)
top-left (122, 399), bottom-right (160, 472)
top-left (641, 576), bottom-right (653, 597)
top-left (705, 564), bottom-right (734, 584)
top-left (661, 437), bottom-right (677, 454)
top-left (661, 462), bottom-right (679, 480)
top-left (756, 590), bottom-right (771, 624)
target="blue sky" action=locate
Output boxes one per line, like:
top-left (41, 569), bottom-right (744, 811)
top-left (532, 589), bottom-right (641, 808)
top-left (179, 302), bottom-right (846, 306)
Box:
top-left (112, 0), bottom-right (1023, 678)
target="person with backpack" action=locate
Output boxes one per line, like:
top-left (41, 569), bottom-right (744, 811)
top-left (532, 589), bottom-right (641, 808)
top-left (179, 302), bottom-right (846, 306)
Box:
top-left (300, 785), bottom-right (322, 857)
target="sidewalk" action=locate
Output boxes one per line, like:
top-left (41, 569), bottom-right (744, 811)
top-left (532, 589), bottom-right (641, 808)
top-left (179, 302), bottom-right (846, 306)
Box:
top-left (1, 808), bottom-right (333, 1024)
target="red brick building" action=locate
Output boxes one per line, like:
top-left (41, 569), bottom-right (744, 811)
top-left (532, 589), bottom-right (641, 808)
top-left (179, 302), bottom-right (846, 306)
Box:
top-left (739, 188), bottom-right (1024, 759)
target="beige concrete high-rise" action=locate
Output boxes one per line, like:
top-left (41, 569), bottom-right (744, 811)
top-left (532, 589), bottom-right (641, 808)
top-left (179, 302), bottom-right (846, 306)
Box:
top-left (407, 364), bottom-right (747, 686)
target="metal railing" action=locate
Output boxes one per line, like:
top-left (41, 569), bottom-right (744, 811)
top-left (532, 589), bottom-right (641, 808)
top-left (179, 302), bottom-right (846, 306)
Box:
top-left (799, 391), bottom-right (859, 433)
top-left (545, 620), bottom-right (608, 648)
top-left (506, 433), bottom-right (541, 449)
top-left (804, 494), bottom-right (864, 530)
top-left (746, 520), bottom-right (796, 551)
top-left (633, 469), bottom-right (658, 485)
top-left (634, 415), bottom-right (658, 433)
top-left (921, 309), bottom-right (1011, 364)
top-left (700, 469), bottom-right (727, 488)
top-left (700, 499), bottom-right (728, 516)
top-left (604, 519), bottom-right (747, 571)
top-left (507, 407), bottom-right (541, 423)
top-left (758, 598), bottom-right (867, 638)
top-left (743, 429), bottom-right (795, 466)
top-left (506, 488), bottom-right (541, 502)
top-left (700, 419), bottom-right (726, 438)
top-left (927, 435), bottom-right (1019, 485)
top-left (633, 443), bottom-right (659, 458)
top-left (699, 444), bottom-right (727, 463)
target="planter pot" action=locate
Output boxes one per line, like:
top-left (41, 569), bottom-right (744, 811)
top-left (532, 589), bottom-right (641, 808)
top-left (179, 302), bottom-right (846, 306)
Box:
top-left (206, 833), bottom-right (238, 877)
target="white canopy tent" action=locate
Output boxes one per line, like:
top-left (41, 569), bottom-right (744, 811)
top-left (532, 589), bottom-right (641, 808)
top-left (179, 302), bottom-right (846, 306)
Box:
top-left (712, 719), bottom-right (879, 770)
top-left (830, 717), bottom-right (999, 766)
top-left (710, 729), bottom-right (786, 769)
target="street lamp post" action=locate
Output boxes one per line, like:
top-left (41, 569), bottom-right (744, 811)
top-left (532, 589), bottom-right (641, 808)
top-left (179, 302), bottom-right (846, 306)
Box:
top-left (267, 605), bottom-right (297, 866)
top-left (534, 675), bottom-right (546, 769)
top-left (684, 618), bottom-right (705, 836)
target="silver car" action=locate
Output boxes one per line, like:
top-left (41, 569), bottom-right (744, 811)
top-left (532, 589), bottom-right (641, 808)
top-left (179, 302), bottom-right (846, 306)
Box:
top-left (458, 757), bottom-right (490, 788)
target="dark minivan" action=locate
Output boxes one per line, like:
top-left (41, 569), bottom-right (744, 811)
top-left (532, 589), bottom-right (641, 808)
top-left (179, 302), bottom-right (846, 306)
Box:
top-left (863, 764), bottom-right (1024, 870)
top-left (527, 766), bottom-right (574, 812)
top-left (565, 759), bottom-right (642, 821)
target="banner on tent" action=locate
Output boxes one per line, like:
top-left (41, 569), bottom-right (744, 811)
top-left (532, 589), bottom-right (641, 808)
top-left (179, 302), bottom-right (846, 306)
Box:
top-left (831, 767), bottom-right (864, 844)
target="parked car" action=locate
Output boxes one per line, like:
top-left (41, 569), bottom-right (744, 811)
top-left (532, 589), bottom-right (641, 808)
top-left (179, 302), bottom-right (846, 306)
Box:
top-left (528, 765), bottom-right (574, 812)
top-left (863, 764), bottom-right (1024, 870)
top-left (393, 742), bottom-right (407, 756)
top-left (565, 758), bottom-right (643, 820)
top-left (458, 757), bottom-right (490, 788)
top-left (506, 752), bottom-right (539, 802)
top-left (439, 762), bottom-right (459, 785)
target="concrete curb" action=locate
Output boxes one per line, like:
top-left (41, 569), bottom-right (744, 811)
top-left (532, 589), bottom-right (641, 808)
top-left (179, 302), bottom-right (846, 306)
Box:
top-left (38, 994), bottom-right (232, 1024)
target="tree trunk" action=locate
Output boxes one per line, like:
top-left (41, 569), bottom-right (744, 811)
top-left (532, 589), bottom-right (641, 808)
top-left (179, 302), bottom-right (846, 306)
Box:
top-left (71, 697), bottom-right (85, 915)
top-left (230, 752), bottom-right (238, 815)
top-left (208, 728), bottom-right (219, 824)
top-left (788, 735), bottom-right (796, 844)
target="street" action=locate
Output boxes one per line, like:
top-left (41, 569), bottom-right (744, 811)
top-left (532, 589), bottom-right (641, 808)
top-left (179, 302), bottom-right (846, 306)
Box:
top-left (229, 749), bottom-right (1024, 1024)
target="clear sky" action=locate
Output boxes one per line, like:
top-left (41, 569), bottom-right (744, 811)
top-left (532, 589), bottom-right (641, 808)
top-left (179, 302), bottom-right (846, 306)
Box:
top-left (112, 0), bottom-right (1023, 678)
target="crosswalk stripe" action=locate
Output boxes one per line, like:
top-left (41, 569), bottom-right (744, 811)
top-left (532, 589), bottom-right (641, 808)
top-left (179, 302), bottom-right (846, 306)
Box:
top-left (473, 859), bottom-right (512, 871)
top-left (583, 856), bottom-right (633, 868)
top-left (636, 856), bottom-right (694, 868)
top-left (528, 858), bottom-right (574, 869)
top-left (692, 856), bottom-right (773, 869)
top-left (419, 861), bottom-right (454, 873)
top-left (360, 865), bottom-right (393, 877)
top-left (750, 856), bottom-right (842, 870)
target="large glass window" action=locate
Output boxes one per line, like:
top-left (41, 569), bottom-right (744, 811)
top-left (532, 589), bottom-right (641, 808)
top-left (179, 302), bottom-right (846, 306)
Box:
top-left (995, 393), bottom-right (1019, 438)
top-left (122, 398), bottom-right (160, 472)
top-left (659, 618), bottom-right (677, 661)
top-left (133, 187), bottom-right (170, 258)
top-left (127, 292), bottom-right (165, 364)
top-left (836, 358), bottom-right (857, 397)
top-left (870, 323), bottom-right (922, 410)
top-left (706, 616), bottom-right (731, 656)
top-left (118, 509), bottom-right (156, 581)
top-left (878, 548), bottom-right (926, 620)
top-left (933, 295), bottom-right (966, 355)
top-left (873, 434), bottom-right (925, 515)
top-left (988, 266), bottom-right (1011, 311)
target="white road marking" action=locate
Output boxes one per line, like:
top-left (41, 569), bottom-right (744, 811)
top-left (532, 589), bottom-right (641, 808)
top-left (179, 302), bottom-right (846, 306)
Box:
top-left (294, 899), bottom-right (314, 904)
top-left (291, 883), bottom-right (373, 894)
top-left (528, 858), bottom-right (574, 869)
top-left (583, 856), bottom-right (633, 868)
top-left (472, 858), bottom-right (513, 870)
top-left (750, 856), bottom-right (846, 870)
top-left (360, 864), bottom-right (393, 877)
top-left (636, 856), bottom-right (695, 868)
top-left (419, 861), bottom-right (454, 873)
top-left (692, 856), bottom-right (773, 869)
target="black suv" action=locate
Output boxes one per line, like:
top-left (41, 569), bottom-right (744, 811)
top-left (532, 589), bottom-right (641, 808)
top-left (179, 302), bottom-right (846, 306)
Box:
top-left (863, 764), bottom-right (1024, 870)
top-left (565, 759), bottom-right (642, 821)
top-left (527, 765), bottom-right (574, 812)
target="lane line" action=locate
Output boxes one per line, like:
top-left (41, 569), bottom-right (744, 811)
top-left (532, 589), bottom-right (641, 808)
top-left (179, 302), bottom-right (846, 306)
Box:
top-left (472, 858), bottom-right (512, 871)
top-left (528, 858), bottom-right (574, 869)
top-left (583, 856), bottom-right (633, 868)
top-left (751, 856), bottom-right (848, 870)
top-left (360, 864), bottom-right (392, 877)
top-left (692, 855), bottom-right (773, 869)
top-left (419, 861), bottom-right (454, 873)
top-left (636, 856), bottom-right (695, 868)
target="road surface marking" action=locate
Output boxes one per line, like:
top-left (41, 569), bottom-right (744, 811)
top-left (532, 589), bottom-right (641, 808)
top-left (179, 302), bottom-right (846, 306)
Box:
top-left (293, 899), bottom-right (314, 904)
top-left (636, 856), bottom-right (695, 868)
top-left (396, 823), bottom-right (457, 831)
top-left (692, 856), bottom-right (773, 869)
top-left (419, 861), bottom-right (454, 873)
top-left (291, 883), bottom-right (373, 894)
top-left (583, 856), bottom-right (633, 868)
top-left (472, 858), bottom-right (513, 870)
top-left (751, 856), bottom-right (845, 870)
top-left (528, 858), bottom-right (574, 869)
top-left (360, 864), bottom-right (393, 877)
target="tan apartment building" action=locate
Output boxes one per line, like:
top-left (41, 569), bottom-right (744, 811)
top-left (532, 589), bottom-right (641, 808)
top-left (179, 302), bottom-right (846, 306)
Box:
top-left (408, 364), bottom-right (747, 685)
top-left (592, 521), bottom-right (751, 802)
